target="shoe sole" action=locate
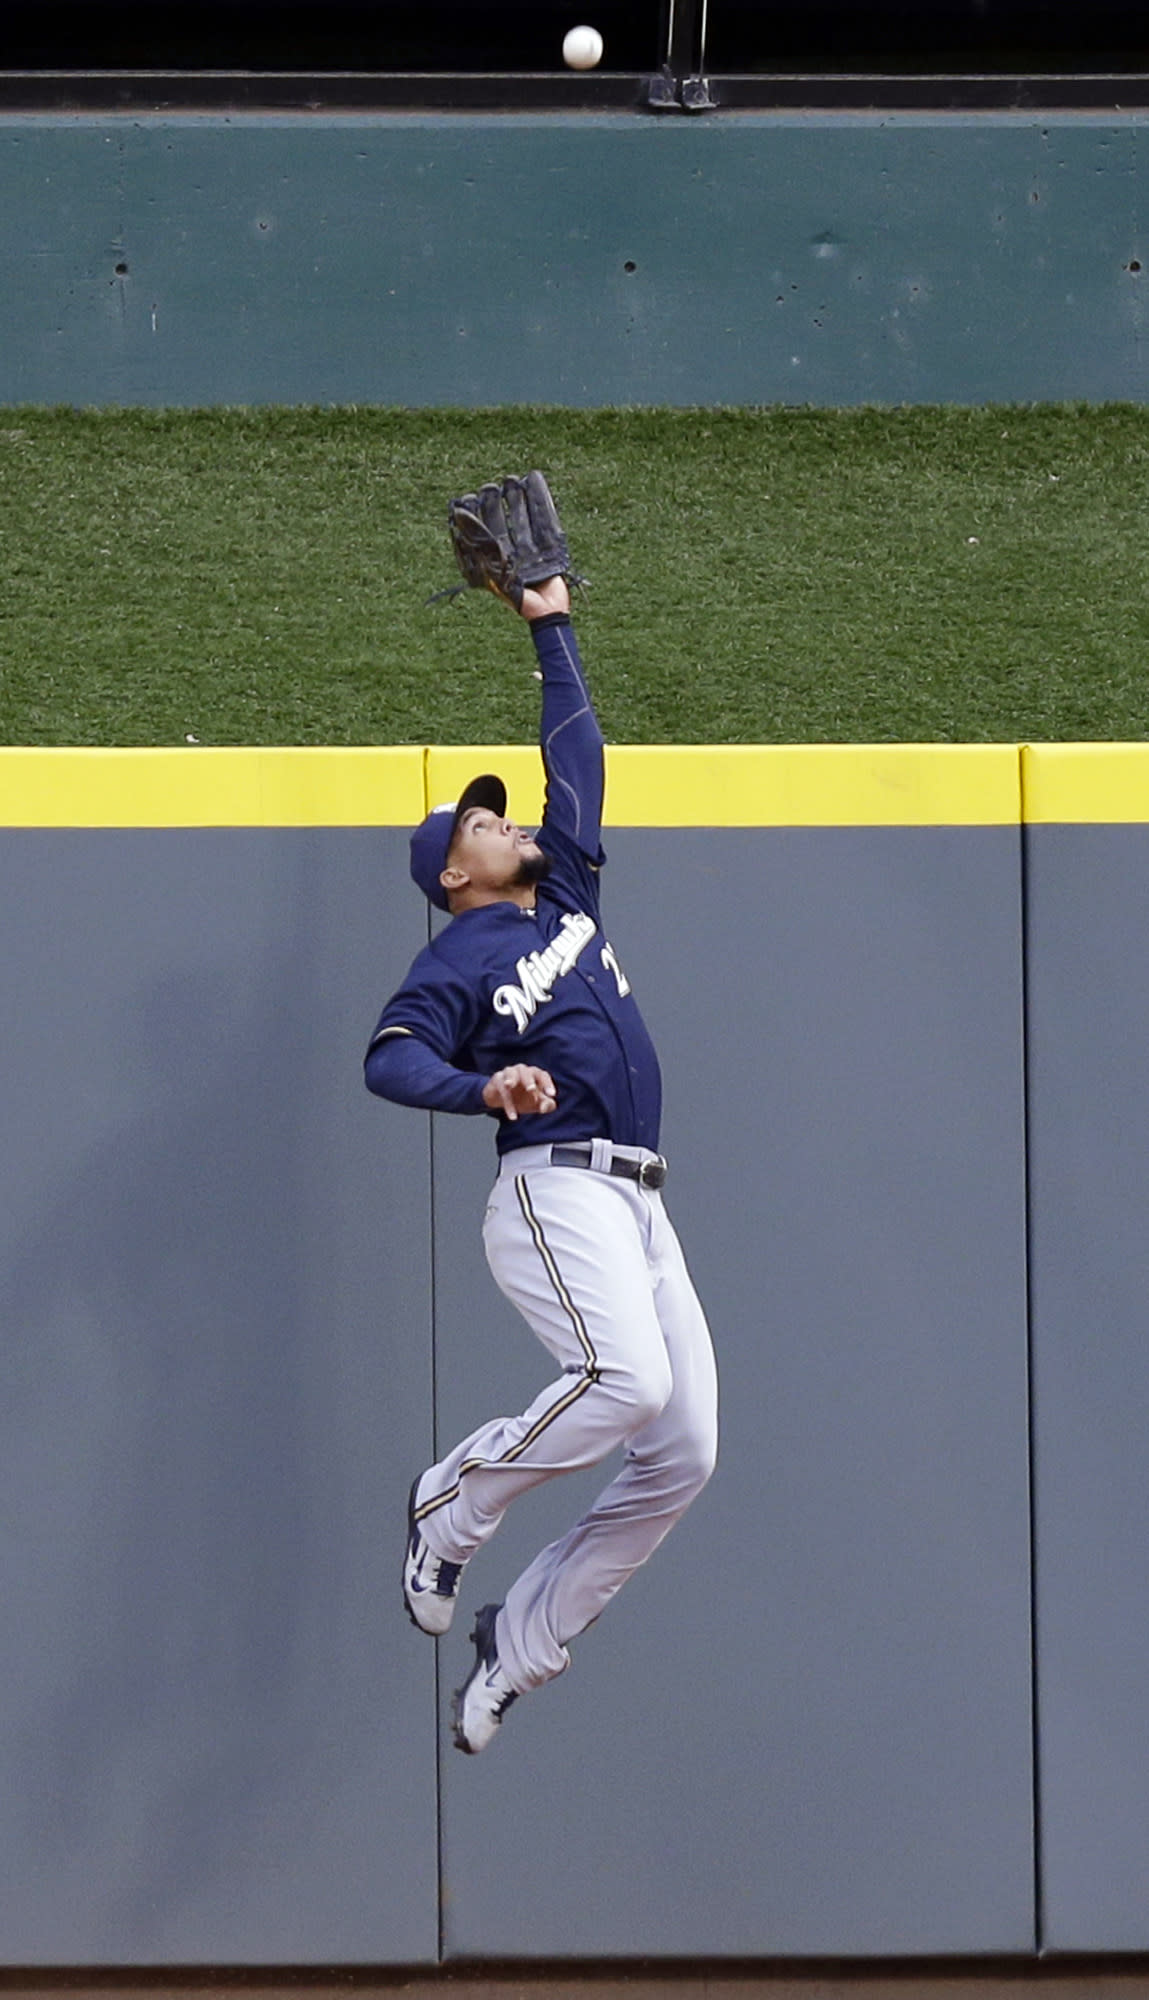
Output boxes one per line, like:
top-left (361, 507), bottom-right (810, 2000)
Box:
top-left (450, 1605), bottom-right (501, 1754)
top-left (403, 1476), bottom-right (433, 1634)
top-left (449, 1687), bottom-right (475, 1753)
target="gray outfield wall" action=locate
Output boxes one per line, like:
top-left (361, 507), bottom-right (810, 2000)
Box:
top-left (1027, 827), bottom-right (1149, 1951)
top-left (4, 739), bottom-right (1149, 1963)
top-left (0, 810), bottom-right (1032, 1962)
top-left (1, 110), bottom-right (1146, 407)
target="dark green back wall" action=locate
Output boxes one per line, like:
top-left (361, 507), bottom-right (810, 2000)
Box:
top-left (3, 111), bottom-right (1145, 407)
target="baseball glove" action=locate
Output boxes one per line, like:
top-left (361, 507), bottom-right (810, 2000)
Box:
top-left (428, 470), bottom-right (583, 609)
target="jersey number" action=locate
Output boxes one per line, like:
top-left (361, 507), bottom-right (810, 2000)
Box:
top-left (600, 943), bottom-right (631, 997)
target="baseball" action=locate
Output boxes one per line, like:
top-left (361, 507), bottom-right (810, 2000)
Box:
top-left (562, 24), bottom-right (604, 68)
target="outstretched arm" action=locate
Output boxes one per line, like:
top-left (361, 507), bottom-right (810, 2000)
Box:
top-left (512, 577), bottom-right (606, 861)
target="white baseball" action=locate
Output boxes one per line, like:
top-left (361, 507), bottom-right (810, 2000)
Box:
top-left (562, 24), bottom-right (604, 69)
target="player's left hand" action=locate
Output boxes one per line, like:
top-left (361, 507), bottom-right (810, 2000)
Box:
top-left (482, 1065), bottom-right (558, 1121)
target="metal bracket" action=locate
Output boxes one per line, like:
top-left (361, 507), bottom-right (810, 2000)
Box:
top-left (640, 0), bottom-right (717, 110)
top-left (640, 61), bottom-right (680, 110)
top-left (681, 73), bottom-right (716, 111)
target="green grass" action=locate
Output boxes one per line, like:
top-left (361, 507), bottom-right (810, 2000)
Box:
top-left (1, 404), bottom-right (1147, 745)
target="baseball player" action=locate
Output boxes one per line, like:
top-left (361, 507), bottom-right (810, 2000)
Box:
top-left (364, 473), bottom-right (717, 1754)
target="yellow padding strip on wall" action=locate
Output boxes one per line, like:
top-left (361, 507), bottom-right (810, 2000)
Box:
top-left (1022, 744), bottom-right (1149, 825)
top-left (0, 743), bottom-right (1021, 829)
top-left (608, 744), bottom-right (1019, 826)
top-left (429, 743), bottom-right (1021, 827)
top-left (0, 747), bottom-right (426, 827)
top-left (21, 741), bottom-right (1149, 828)
top-left (3, 742), bottom-right (1147, 828)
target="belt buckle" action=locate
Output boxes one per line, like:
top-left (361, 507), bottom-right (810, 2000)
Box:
top-left (638, 1155), bottom-right (668, 1190)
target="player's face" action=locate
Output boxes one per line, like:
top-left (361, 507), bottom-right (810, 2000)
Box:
top-left (446, 807), bottom-right (545, 898)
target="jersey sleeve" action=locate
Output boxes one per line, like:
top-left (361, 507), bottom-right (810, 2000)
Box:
top-left (531, 614), bottom-right (607, 867)
top-left (364, 1030), bottom-right (488, 1116)
top-left (363, 942), bottom-right (490, 1116)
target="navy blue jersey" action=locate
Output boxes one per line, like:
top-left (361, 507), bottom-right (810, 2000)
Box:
top-left (365, 614), bottom-right (662, 1155)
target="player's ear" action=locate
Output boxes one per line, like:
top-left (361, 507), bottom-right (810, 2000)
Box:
top-left (440, 862), bottom-right (468, 894)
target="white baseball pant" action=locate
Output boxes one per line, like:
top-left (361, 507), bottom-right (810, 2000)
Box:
top-left (412, 1140), bottom-right (719, 1693)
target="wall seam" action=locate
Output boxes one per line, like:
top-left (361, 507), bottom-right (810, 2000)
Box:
top-left (1018, 742), bottom-right (1045, 1955)
top-left (430, 1101), bottom-right (446, 1962)
top-left (422, 869), bottom-right (446, 1965)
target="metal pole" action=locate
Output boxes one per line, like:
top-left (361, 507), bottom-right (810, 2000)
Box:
top-left (681, 0), bottom-right (715, 109)
top-left (642, 0), bottom-right (714, 110)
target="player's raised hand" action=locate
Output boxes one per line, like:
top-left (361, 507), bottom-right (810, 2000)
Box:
top-left (518, 574), bottom-right (570, 622)
top-left (482, 1065), bottom-right (558, 1121)
top-left (429, 472), bottom-right (582, 615)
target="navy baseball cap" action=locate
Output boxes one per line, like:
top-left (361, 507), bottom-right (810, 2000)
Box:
top-left (410, 773), bottom-right (507, 910)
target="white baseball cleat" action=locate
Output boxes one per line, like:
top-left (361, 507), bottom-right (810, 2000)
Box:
top-left (404, 1479), bottom-right (466, 1636)
top-left (451, 1603), bottom-right (520, 1754)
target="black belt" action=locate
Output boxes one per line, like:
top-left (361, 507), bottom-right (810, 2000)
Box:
top-left (550, 1143), bottom-right (668, 1190)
